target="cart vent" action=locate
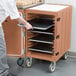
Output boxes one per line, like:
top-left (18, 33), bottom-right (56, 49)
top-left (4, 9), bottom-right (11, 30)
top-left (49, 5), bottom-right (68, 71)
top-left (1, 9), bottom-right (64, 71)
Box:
top-left (56, 35), bottom-right (60, 39)
top-left (56, 52), bottom-right (59, 56)
top-left (57, 18), bottom-right (60, 22)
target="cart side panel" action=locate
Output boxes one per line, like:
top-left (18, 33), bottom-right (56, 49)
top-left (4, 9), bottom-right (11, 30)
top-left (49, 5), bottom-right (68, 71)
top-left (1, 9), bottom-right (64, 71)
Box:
top-left (68, 7), bottom-right (72, 49)
top-left (59, 9), bottom-right (66, 55)
top-left (59, 7), bottom-right (72, 56)
top-left (53, 7), bottom-right (72, 61)
top-left (61, 7), bottom-right (72, 53)
top-left (65, 8), bottom-right (69, 52)
top-left (64, 9), bottom-right (67, 52)
top-left (63, 9), bottom-right (66, 53)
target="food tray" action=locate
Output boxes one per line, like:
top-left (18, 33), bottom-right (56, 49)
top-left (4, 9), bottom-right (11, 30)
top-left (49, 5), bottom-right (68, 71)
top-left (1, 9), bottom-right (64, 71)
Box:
top-left (29, 27), bottom-right (54, 35)
top-left (28, 18), bottom-right (54, 30)
top-left (29, 34), bottom-right (54, 44)
top-left (29, 43), bottom-right (53, 54)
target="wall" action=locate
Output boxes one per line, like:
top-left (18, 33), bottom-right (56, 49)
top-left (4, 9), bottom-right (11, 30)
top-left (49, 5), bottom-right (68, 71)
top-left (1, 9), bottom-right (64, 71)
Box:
top-left (45, 0), bottom-right (76, 52)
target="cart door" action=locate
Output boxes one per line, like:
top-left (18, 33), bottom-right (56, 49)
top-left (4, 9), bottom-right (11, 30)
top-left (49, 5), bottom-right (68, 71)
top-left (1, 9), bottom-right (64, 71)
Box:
top-left (2, 17), bottom-right (24, 57)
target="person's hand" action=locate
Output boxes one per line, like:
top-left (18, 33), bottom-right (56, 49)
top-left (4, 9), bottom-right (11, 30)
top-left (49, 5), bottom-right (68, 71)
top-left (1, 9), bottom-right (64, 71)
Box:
top-left (17, 15), bottom-right (33, 30)
top-left (17, 12), bottom-right (33, 30)
top-left (25, 21), bottom-right (33, 30)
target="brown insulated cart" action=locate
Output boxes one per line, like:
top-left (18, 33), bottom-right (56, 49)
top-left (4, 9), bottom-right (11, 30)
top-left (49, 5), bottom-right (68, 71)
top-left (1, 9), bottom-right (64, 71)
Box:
top-left (25, 4), bottom-right (72, 72)
top-left (2, 0), bottom-right (72, 72)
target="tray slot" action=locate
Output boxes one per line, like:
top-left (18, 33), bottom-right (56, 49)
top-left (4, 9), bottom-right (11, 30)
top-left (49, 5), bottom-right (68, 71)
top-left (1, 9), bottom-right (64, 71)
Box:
top-left (29, 26), bottom-right (54, 35)
top-left (27, 31), bottom-right (39, 38)
top-left (29, 43), bottom-right (53, 54)
top-left (28, 42), bottom-right (38, 47)
top-left (30, 30), bottom-right (54, 35)
top-left (28, 34), bottom-right (54, 44)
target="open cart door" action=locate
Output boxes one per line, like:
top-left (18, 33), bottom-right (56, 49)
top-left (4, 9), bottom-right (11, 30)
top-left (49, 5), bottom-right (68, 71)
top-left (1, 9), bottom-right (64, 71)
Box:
top-left (2, 0), bottom-right (44, 57)
top-left (2, 17), bottom-right (25, 57)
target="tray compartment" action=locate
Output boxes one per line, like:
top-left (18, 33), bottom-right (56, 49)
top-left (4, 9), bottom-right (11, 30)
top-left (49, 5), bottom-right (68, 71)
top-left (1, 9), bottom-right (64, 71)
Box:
top-left (29, 26), bottom-right (54, 35)
top-left (28, 18), bottom-right (54, 30)
top-left (29, 43), bottom-right (53, 54)
top-left (28, 34), bottom-right (54, 44)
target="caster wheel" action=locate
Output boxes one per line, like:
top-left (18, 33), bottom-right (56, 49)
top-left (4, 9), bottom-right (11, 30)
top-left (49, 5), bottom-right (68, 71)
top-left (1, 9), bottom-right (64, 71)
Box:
top-left (25, 58), bottom-right (32, 68)
top-left (49, 62), bottom-right (56, 73)
top-left (17, 58), bottom-right (24, 66)
top-left (62, 52), bottom-right (68, 60)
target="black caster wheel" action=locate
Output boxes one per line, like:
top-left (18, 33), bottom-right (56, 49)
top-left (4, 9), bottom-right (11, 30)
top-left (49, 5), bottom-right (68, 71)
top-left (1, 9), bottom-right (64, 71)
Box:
top-left (62, 52), bottom-right (68, 60)
top-left (25, 58), bottom-right (32, 68)
top-left (17, 58), bottom-right (24, 66)
top-left (49, 62), bottom-right (56, 73)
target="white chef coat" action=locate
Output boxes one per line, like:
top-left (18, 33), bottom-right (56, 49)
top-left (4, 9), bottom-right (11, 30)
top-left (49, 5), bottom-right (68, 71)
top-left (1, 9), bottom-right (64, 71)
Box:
top-left (0, 0), bottom-right (20, 26)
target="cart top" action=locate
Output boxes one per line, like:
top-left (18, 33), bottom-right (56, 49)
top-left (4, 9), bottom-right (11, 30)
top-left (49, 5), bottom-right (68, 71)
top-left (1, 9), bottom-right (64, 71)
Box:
top-left (28, 4), bottom-right (69, 12)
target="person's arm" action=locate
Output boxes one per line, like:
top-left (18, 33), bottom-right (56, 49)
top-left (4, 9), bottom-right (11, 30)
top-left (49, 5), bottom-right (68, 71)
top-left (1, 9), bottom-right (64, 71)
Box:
top-left (0, 0), bottom-right (33, 30)
top-left (17, 16), bottom-right (33, 30)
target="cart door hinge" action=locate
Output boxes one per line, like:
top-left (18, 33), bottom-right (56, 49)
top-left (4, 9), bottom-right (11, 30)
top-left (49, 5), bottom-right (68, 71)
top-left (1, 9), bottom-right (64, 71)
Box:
top-left (23, 14), bottom-right (26, 18)
top-left (22, 31), bottom-right (25, 37)
top-left (22, 48), bottom-right (26, 54)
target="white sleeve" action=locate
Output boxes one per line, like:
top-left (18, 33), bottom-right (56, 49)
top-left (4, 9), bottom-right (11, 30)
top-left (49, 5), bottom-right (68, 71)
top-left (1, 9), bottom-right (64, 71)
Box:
top-left (0, 0), bottom-right (20, 19)
top-left (6, 0), bottom-right (20, 19)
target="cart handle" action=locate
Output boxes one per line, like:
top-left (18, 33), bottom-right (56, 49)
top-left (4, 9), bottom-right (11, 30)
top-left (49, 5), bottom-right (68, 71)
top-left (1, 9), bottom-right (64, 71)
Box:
top-left (18, 23), bottom-right (25, 28)
top-left (18, 23), bottom-right (33, 31)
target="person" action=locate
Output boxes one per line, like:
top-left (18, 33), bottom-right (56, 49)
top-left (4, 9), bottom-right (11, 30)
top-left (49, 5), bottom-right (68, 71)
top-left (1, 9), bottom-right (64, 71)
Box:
top-left (0, 0), bottom-right (33, 76)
